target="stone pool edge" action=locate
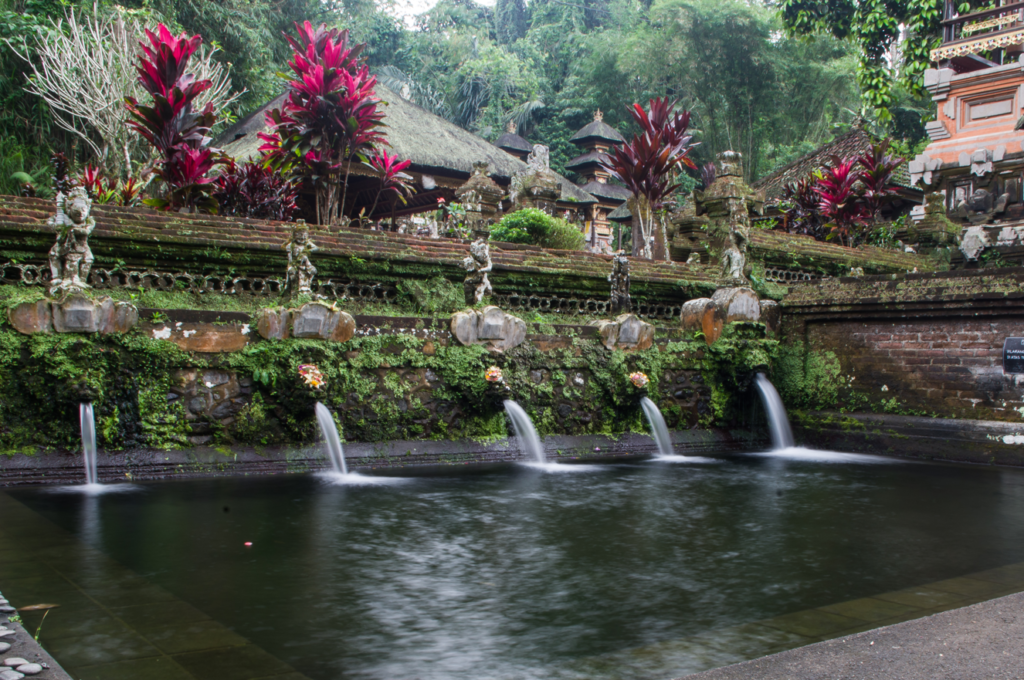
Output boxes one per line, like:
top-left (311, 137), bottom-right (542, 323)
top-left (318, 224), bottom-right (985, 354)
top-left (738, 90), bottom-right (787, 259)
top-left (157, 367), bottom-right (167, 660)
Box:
top-left (0, 428), bottom-right (768, 486)
top-left (679, 589), bottom-right (1024, 679)
top-left (0, 618), bottom-right (73, 680)
top-left (795, 410), bottom-right (1024, 467)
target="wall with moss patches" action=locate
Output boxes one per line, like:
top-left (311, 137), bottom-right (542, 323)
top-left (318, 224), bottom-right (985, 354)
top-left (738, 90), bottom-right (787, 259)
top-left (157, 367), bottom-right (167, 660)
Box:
top-left (775, 267), bottom-right (1024, 422)
top-left (0, 298), bottom-right (779, 458)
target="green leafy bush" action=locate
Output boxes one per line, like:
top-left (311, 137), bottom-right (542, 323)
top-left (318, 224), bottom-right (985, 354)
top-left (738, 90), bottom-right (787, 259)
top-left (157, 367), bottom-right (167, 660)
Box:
top-left (490, 208), bottom-right (585, 250)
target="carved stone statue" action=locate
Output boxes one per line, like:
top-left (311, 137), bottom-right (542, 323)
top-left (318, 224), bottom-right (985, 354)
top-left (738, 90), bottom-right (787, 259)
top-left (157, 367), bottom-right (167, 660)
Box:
top-left (721, 226), bottom-right (748, 281)
top-left (956, 187), bottom-right (1010, 225)
top-left (526, 144), bottom-right (550, 172)
top-left (48, 187), bottom-right (96, 296)
top-left (285, 221), bottom-right (318, 295)
top-left (455, 162), bottom-right (504, 237)
top-left (462, 237), bottom-right (493, 305)
top-left (609, 250), bottom-right (631, 313)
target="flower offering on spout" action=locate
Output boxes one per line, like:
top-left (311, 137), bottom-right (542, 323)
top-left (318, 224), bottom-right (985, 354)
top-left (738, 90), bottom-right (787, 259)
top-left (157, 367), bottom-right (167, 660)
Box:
top-left (298, 364), bottom-right (325, 390)
top-left (485, 366), bottom-right (504, 383)
top-left (630, 372), bottom-right (649, 389)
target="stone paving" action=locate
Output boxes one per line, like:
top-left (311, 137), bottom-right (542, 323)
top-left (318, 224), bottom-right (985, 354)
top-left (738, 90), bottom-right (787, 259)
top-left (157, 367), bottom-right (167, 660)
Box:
top-left (0, 493), bottom-right (309, 680)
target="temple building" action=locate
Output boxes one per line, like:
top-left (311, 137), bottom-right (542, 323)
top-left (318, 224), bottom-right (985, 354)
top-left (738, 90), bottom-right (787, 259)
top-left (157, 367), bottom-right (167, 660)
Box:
top-left (565, 111), bottom-right (630, 248)
top-left (215, 86), bottom-right (597, 226)
top-left (906, 0), bottom-right (1024, 265)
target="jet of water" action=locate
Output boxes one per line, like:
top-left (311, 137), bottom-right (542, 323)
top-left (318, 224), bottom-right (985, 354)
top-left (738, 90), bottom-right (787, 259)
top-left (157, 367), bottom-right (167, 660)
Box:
top-left (80, 403), bottom-right (98, 485)
top-left (504, 400), bottom-right (545, 463)
top-left (640, 397), bottom-right (673, 457)
top-left (754, 373), bottom-right (794, 450)
top-left (314, 403), bottom-right (347, 474)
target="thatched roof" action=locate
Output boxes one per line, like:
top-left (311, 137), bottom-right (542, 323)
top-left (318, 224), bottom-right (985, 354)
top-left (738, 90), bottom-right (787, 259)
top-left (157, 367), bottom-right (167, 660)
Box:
top-left (752, 127), bottom-right (915, 202)
top-left (570, 118), bottom-right (626, 146)
top-left (214, 85), bottom-right (596, 204)
top-left (495, 130), bottom-right (532, 155)
top-left (608, 203), bottom-right (632, 222)
top-left (580, 180), bottom-right (630, 203)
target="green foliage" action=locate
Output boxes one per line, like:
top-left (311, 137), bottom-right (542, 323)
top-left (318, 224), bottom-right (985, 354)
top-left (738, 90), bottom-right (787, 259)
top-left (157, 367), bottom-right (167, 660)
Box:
top-left (778, 0), bottom-right (943, 124)
top-left (397, 276), bottom-right (464, 315)
top-left (233, 393), bottom-right (270, 445)
top-left (490, 208), bottom-right (585, 250)
top-left (774, 344), bottom-right (843, 410)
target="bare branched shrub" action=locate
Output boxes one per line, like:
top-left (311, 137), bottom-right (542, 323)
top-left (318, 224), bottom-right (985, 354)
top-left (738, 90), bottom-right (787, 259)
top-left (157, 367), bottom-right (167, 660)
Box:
top-left (8, 10), bottom-right (240, 177)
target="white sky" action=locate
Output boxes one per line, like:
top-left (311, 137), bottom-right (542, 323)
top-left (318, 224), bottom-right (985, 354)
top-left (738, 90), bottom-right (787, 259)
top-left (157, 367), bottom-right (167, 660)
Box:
top-left (390, 0), bottom-right (496, 27)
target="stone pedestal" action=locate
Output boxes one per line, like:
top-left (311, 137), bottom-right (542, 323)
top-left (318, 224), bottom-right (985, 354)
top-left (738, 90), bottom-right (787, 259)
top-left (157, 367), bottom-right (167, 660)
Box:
top-left (589, 314), bottom-right (654, 351)
top-left (255, 303), bottom-right (355, 343)
top-left (8, 295), bottom-right (138, 336)
top-left (450, 306), bottom-right (526, 352)
top-left (680, 287), bottom-right (776, 345)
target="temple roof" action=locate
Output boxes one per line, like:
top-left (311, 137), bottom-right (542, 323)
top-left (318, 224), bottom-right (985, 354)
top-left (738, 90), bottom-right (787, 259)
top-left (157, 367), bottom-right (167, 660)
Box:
top-left (579, 180), bottom-right (630, 203)
top-left (569, 113), bottom-right (626, 146)
top-left (214, 85), bottom-right (597, 204)
top-left (495, 131), bottom-right (532, 155)
top-left (752, 127), bottom-right (915, 202)
top-left (565, 150), bottom-right (609, 172)
top-left (608, 203), bottom-right (632, 222)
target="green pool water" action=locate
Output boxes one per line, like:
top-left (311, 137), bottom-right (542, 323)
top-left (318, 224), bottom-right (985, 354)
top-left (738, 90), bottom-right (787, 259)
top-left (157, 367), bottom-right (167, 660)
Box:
top-left (7, 450), bottom-right (1024, 679)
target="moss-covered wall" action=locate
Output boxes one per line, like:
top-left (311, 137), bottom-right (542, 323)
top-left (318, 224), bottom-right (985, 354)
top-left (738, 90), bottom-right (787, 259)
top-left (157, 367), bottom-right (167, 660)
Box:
top-left (0, 295), bottom-right (778, 457)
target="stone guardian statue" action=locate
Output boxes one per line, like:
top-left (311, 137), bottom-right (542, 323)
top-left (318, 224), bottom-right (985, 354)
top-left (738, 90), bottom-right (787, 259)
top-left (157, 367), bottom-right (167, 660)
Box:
top-left (609, 250), bottom-right (632, 313)
top-left (48, 187), bottom-right (96, 296)
top-left (462, 237), bottom-right (493, 305)
top-left (285, 221), bottom-right (318, 295)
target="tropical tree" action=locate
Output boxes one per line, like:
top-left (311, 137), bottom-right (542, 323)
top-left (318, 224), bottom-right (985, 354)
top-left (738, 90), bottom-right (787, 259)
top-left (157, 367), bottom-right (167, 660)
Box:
top-left (777, 0), bottom-right (944, 122)
top-left (260, 21), bottom-right (386, 226)
top-left (124, 24), bottom-right (224, 212)
top-left (9, 9), bottom-right (237, 178)
top-left (601, 97), bottom-right (697, 260)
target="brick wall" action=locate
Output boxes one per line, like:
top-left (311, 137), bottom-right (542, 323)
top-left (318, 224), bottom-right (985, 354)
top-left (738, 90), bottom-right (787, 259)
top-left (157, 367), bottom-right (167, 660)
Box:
top-left (805, 317), bottom-right (1024, 420)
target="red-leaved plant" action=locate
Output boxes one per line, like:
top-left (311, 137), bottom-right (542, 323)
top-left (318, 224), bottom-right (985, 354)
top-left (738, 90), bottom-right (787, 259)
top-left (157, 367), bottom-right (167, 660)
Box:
top-left (364, 150), bottom-right (413, 226)
top-left (213, 160), bottom-right (300, 222)
top-left (124, 24), bottom-right (223, 213)
top-left (77, 165), bottom-right (146, 207)
top-left (780, 141), bottom-right (904, 247)
top-left (260, 21), bottom-right (386, 227)
top-left (600, 97), bottom-right (697, 259)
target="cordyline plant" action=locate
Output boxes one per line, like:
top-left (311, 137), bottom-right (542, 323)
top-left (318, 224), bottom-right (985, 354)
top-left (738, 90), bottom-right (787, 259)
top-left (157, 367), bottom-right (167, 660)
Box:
top-left (364, 150), bottom-right (413, 226)
top-left (78, 165), bottom-right (145, 207)
top-left (260, 22), bottom-right (386, 227)
top-left (600, 97), bottom-right (697, 260)
top-left (780, 140), bottom-right (904, 247)
top-left (213, 160), bottom-right (300, 222)
top-left (125, 24), bottom-right (223, 213)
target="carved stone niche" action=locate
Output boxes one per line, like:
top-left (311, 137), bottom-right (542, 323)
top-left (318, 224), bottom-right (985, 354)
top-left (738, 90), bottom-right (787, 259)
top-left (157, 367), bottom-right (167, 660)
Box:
top-left (255, 302), bottom-right (355, 342)
top-left (8, 294), bottom-right (138, 336)
top-left (450, 306), bottom-right (526, 353)
top-left (588, 313), bottom-right (654, 351)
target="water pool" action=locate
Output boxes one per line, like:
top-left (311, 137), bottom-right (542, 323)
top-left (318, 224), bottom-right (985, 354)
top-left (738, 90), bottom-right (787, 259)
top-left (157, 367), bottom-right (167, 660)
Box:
top-left (7, 450), bottom-right (1024, 680)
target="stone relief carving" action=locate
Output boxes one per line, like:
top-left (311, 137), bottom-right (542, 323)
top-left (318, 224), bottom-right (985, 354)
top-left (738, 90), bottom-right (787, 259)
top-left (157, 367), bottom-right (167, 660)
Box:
top-left (48, 187), bottom-right (96, 297)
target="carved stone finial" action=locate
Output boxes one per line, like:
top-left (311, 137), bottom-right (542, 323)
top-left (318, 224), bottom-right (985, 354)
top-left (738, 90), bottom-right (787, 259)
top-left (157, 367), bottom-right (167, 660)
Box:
top-left (285, 220), bottom-right (318, 295)
top-left (472, 161), bottom-right (491, 177)
top-left (716, 150), bottom-right (744, 178)
top-left (48, 186), bottom-right (96, 297)
top-left (594, 109), bottom-right (603, 122)
top-left (506, 120), bottom-right (517, 134)
top-left (462, 237), bottom-right (493, 305)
